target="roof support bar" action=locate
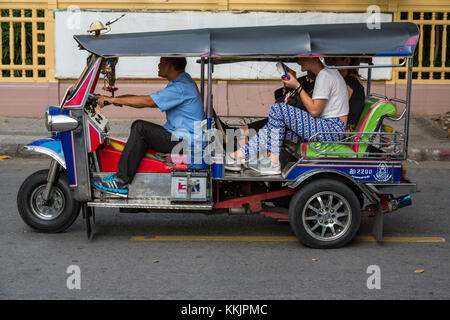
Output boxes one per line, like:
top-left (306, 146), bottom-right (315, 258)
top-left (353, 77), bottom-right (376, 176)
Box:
top-left (319, 57), bottom-right (407, 70)
top-left (367, 67), bottom-right (372, 96)
top-left (206, 58), bottom-right (213, 130)
top-left (403, 57), bottom-right (413, 160)
top-left (200, 57), bottom-right (205, 104)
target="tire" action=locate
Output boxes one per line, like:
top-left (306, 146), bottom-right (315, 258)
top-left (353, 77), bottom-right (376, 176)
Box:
top-left (289, 179), bottom-right (361, 249)
top-left (17, 169), bottom-right (81, 233)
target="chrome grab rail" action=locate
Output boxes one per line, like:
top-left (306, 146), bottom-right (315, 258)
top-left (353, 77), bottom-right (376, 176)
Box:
top-left (305, 131), bottom-right (404, 158)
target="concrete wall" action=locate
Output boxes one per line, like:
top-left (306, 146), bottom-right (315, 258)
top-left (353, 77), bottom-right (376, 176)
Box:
top-left (3, 10), bottom-right (447, 118)
top-left (54, 10), bottom-right (393, 80)
top-left (0, 81), bottom-right (448, 118)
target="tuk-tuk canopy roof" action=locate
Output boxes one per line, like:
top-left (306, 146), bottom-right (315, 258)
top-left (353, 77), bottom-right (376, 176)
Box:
top-left (74, 22), bottom-right (419, 58)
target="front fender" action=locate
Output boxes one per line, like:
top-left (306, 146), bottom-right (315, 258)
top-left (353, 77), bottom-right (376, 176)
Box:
top-left (23, 137), bottom-right (66, 169)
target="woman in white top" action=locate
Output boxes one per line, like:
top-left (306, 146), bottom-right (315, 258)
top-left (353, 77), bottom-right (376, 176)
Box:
top-left (226, 57), bottom-right (349, 175)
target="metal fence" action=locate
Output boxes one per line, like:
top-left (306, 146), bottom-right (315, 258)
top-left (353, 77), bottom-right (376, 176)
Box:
top-left (0, 3), bottom-right (55, 82)
top-left (394, 10), bottom-right (450, 83)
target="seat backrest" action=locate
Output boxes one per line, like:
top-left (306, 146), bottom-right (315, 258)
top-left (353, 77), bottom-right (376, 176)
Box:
top-left (355, 97), bottom-right (382, 130)
top-left (352, 100), bottom-right (397, 154)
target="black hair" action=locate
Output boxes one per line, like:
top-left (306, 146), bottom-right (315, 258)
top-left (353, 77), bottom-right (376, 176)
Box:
top-left (166, 57), bottom-right (187, 71)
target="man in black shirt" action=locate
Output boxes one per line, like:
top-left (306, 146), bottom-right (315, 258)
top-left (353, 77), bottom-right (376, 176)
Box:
top-left (326, 57), bottom-right (365, 131)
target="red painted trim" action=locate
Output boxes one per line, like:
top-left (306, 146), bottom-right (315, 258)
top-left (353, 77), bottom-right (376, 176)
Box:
top-left (65, 72), bottom-right (91, 106)
top-left (64, 58), bottom-right (101, 108)
top-left (302, 142), bottom-right (309, 157)
top-left (300, 158), bottom-right (402, 163)
top-left (214, 188), bottom-right (296, 212)
top-left (259, 211), bottom-right (289, 220)
top-left (90, 59), bottom-right (102, 94)
top-left (379, 194), bottom-right (389, 211)
top-left (405, 35), bottom-right (419, 46)
top-left (296, 164), bottom-right (401, 168)
top-left (96, 139), bottom-right (188, 173)
top-left (89, 123), bottom-right (101, 152)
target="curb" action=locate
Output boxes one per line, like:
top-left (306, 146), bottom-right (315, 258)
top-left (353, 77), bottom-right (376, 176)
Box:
top-left (0, 144), bottom-right (47, 159)
top-left (408, 148), bottom-right (450, 162)
top-left (1, 142), bottom-right (450, 162)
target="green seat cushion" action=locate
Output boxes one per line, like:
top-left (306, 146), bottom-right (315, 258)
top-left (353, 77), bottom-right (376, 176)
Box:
top-left (299, 142), bottom-right (356, 158)
top-left (296, 97), bottom-right (397, 159)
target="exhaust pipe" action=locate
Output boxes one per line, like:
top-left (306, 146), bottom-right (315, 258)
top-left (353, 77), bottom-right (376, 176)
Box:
top-left (396, 195), bottom-right (412, 209)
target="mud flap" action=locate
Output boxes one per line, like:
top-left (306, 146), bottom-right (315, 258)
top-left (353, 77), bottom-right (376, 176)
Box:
top-left (82, 203), bottom-right (95, 241)
top-left (372, 203), bottom-right (384, 243)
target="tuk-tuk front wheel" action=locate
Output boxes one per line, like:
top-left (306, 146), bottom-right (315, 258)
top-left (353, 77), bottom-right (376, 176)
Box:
top-left (289, 179), bottom-right (361, 249)
top-left (17, 169), bottom-right (81, 233)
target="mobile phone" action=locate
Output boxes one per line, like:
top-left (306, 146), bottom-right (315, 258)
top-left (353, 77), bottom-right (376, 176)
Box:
top-left (276, 62), bottom-right (290, 80)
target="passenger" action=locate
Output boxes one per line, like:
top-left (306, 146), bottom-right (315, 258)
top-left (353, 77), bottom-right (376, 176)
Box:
top-left (92, 57), bottom-right (204, 195)
top-left (328, 57), bottom-right (365, 131)
top-left (225, 57), bottom-right (349, 175)
top-left (274, 70), bottom-right (316, 110)
top-left (218, 70), bottom-right (316, 147)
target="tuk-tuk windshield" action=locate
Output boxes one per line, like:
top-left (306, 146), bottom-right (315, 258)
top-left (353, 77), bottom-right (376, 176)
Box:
top-left (66, 54), bottom-right (96, 101)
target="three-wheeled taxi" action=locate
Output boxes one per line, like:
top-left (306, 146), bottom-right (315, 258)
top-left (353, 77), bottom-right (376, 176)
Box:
top-left (17, 22), bottom-right (419, 248)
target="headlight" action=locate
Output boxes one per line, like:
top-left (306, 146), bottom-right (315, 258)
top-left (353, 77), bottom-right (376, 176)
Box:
top-left (45, 109), bottom-right (79, 132)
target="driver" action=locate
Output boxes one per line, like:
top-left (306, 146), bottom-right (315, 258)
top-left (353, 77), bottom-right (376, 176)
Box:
top-left (92, 57), bottom-right (204, 196)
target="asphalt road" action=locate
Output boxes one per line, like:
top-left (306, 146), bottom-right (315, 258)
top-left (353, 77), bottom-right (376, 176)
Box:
top-left (1, 158), bottom-right (449, 300)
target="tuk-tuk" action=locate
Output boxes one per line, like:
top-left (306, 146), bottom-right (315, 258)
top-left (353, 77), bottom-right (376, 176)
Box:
top-left (17, 22), bottom-right (419, 248)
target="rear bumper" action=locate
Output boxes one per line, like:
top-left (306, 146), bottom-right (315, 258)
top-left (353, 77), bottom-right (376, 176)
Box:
top-left (365, 180), bottom-right (417, 195)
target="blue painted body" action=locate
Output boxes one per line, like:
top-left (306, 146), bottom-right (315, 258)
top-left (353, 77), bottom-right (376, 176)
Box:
top-left (375, 45), bottom-right (415, 57)
top-left (25, 106), bottom-right (78, 186)
top-left (28, 108), bottom-right (404, 189)
top-left (286, 160), bottom-right (402, 183)
top-left (25, 137), bottom-right (65, 162)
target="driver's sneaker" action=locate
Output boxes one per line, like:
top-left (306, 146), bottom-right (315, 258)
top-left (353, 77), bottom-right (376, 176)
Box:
top-left (248, 157), bottom-right (281, 175)
top-left (92, 174), bottom-right (129, 196)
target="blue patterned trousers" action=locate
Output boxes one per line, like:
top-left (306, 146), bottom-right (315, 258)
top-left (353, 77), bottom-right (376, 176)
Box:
top-left (240, 103), bottom-right (346, 159)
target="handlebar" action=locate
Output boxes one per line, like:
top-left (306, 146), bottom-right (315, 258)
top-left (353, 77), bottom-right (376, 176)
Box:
top-left (87, 93), bottom-right (110, 108)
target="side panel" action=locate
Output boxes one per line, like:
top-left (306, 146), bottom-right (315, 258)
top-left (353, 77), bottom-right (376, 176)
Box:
top-left (64, 57), bottom-right (102, 108)
top-left (61, 109), bottom-right (92, 202)
top-left (60, 110), bottom-right (77, 186)
top-left (59, 56), bottom-right (102, 201)
top-left (88, 121), bottom-right (102, 152)
top-left (91, 172), bottom-right (172, 199)
top-left (286, 159), bottom-right (402, 183)
top-left (97, 138), bottom-right (187, 173)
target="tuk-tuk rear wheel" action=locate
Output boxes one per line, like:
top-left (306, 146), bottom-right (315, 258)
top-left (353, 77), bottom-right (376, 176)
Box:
top-left (17, 169), bottom-right (81, 233)
top-left (289, 179), bottom-right (361, 249)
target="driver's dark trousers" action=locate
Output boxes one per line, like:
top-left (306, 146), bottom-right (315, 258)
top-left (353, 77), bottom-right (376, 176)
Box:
top-left (116, 120), bottom-right (182, 184)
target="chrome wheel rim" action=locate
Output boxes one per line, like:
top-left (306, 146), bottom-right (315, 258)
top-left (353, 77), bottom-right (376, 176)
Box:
top-left (30, 185), bottom-right (65, 221)
top-left (302, 191), bottom-right (352, 242)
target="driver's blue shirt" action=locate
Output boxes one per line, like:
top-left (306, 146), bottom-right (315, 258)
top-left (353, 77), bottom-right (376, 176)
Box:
top-left (150, 72), bottom-right (204, 144)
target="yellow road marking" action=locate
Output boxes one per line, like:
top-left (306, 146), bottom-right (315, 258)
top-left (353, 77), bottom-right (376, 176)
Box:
top-left (131, 235), bottom-right (297, 242)
top-left (355, 236), bottom-right (445, 243)
top-left (131, 235), bottom-right (445, 243)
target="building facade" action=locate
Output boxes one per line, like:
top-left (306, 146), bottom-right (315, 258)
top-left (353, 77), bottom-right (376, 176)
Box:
top-left (0, 0), bottom-right (449, 119)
